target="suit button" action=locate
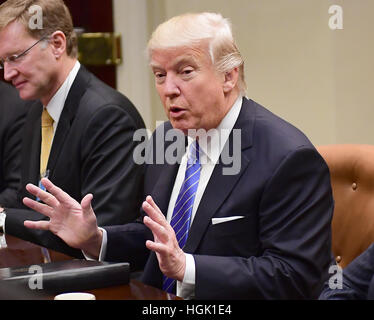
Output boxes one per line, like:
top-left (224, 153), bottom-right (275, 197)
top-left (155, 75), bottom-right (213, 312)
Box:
top-left (336, 255), bottom-right (342, 263)
top-left (352, 183), bottom-right (357, 190)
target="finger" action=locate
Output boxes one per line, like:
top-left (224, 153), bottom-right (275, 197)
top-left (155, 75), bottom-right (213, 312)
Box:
top-left (146, 196), bottom-right (162, 213)
top-left (145, 239), bottom-right (168, 255)
top-left (143, 198), bottom-right (168, 227)
top-left (23, 197), bottom-right (54, 218)
top-left (25, 183), bottom-right (59, 208)
top-left (40, 178), bottom-right (76, 206)
top-left (24, 220), bottom-right (50, 231)
top-left (81, 194), bottom-right (94, 216)
top-left (143, 215), bottom-right (169, 243)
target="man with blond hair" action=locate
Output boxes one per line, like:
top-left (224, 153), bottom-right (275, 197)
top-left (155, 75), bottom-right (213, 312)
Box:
top-left (24, 12), bottom-right (333, 299)
top-left (0, 0), bottom-right (145, 256)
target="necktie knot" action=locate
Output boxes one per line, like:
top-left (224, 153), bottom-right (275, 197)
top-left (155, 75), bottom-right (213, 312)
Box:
top-left (41, 109), bottom-right (53, 127)
top-left (187, 140), bottom-right (200, 165)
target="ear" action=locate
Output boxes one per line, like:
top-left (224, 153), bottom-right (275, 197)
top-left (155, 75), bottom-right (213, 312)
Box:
top-left (222, 67), bottom-right (239, 93)
top-left (49, 31), bottom-right (67, 59)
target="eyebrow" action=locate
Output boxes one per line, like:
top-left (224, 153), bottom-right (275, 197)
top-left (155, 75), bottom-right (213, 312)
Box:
top-left (150, 54), bottom-right (199, 71)
top-left (1, 46), bottom-right (24, 58)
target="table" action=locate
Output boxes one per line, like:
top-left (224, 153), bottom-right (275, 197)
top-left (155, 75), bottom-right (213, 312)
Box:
top-left (0, 234), bottom-right (180, 300)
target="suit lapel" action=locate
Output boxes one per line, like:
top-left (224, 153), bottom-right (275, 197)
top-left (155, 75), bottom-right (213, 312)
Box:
top-left (150, 163), bottom-right (180, 214)
top-left (184, 98), bottom-right (256, 253)
top-left (47, 67), bottom-right (88, 175)
top-left (148, 129), bottom-right (188, 215)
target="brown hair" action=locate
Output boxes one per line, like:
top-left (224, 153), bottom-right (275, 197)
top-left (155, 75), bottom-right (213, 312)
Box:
top-left (0, 0), bottom-right (77, 58)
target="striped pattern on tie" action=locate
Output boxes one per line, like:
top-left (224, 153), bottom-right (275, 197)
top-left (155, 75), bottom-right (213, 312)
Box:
top-left (162, 141), bottom-right (201, 294)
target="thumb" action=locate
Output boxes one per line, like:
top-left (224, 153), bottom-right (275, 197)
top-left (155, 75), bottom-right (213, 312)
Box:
top-left (81, 193), bottom-right (94, 214)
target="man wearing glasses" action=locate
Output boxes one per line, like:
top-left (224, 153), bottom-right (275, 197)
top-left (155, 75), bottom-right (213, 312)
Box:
top-left (0, 0), bottom-right (146, 257)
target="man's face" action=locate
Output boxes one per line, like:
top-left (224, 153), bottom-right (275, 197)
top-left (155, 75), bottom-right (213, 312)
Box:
top-left (150, 45), bottom-right (229, 134)
top-left (0, 21), bottom-right (56, 101)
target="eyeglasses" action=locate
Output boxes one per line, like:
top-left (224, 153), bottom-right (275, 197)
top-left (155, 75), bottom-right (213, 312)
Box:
top-left (0, 36), bottom-right (49, 70)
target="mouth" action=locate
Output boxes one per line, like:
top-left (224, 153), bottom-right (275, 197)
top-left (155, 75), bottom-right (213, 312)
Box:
top-left (169, 106), bottom-right (186, 118)
top-left (13, 80), bottom-right (27, 90)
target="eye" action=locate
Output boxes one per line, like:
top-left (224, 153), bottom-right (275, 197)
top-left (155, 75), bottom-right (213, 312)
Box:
top-left (181, 67), bottom-right (194, 75)
top-left (155, 72), bottom-right (165, 78)
top-left (8, 55), bottom-right (19, 63)
top-left (154, 71), bottom-right (166, 83)
top-left (180, 67), bottom-right (195, 80)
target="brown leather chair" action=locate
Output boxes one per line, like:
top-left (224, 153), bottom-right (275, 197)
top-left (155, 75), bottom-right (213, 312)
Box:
top-left (317, 144), bottom-right (374, 268)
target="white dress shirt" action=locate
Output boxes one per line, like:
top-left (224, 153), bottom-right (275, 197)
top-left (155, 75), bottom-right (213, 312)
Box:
top-left (92, 95), bottom-right (243, 299)
top-left (44, 60), bottom-right (81, 135)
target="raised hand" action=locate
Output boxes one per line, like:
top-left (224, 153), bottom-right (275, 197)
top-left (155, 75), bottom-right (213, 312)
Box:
top-left (23, 178), bottom-right (103, 258)
top-left (142, 196), bottom-right (186, 282)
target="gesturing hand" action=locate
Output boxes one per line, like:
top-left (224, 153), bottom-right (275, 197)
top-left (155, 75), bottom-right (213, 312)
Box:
top-left (142, 196), bottom-right (186, 282)
top-left (23, 178), bottom-right (103, 258)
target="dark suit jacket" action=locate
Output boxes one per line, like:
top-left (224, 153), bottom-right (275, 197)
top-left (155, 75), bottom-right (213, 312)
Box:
top-left (4, 66), bottom-right (146, 257)
top-left (0, 81), bottom-right (29, 207)
top-left (103, 97), bottom-right (334, 299)
top-left (319, 243), bottom-right (374, 300)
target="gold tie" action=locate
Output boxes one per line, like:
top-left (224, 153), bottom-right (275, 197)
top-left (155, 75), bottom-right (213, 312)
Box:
top-left (40, 109), bottom-right (54, 175)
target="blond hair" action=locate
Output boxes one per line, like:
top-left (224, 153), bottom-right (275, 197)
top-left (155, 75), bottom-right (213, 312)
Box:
top-left (0, 0), bottom-right (77, 58)
top-left (147, 12), bottom-right (246, 94)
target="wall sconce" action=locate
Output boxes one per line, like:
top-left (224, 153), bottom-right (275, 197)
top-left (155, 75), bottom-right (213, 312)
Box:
top-left (77, 33), bottom-right (122, 66)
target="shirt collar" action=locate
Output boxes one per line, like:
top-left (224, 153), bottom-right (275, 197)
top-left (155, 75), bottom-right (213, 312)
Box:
top-left (44, 61), bottom-right (81, 123)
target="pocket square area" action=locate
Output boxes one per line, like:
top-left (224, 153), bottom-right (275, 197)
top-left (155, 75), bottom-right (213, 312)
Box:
top-left (211, 216), bottom-right (245, 225)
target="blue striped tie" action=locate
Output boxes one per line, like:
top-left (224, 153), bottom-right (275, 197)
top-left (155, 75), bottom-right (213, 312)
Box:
top-left (162, 141), bottom-right (201, 293)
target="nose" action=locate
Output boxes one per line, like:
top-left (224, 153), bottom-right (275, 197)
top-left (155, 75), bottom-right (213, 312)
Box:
top-left (3, 62), bottom-right (18, 82)
top-left (163, 73), bottom-right (180, 98)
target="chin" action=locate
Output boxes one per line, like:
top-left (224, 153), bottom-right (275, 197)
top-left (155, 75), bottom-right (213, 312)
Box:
top-left (19, 89), bottom-right (37, 101)
top-left (170, 121), bottom-right (189, 135)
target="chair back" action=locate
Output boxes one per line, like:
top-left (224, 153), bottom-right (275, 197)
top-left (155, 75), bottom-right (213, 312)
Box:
top-left (317, 144), bottom-right (374, 268)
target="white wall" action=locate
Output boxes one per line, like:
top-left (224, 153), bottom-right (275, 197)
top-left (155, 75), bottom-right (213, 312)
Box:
top-left (332, 0), bottom-right (374, 144)
top-left (113, 0), bottom-right (374, 145)
top-left (113, 0), bottom-right (153, 129)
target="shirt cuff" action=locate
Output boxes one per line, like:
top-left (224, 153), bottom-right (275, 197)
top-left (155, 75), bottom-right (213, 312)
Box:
top-left (176, 253), bottom-right (196, 299)
top-left (82, 227), bottom-right (107, 261)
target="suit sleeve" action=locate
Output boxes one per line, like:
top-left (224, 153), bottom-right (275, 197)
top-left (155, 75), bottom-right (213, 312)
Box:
top-left (0, 103), bottom-right (27, 207)
top-left (319, 243), bottom-right (374, 300)
top-left (103, 221), bottom-right (152, 272)
top-left (194, 147), bottom-right (334, 299)
top-left (79, 104), bottom-right (144, 226)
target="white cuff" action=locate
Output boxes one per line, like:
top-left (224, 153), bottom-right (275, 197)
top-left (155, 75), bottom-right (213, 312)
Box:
top-left (82, 227), bottom-right (107, 261)
top-left (176, 253), bottom-right (196, 299)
